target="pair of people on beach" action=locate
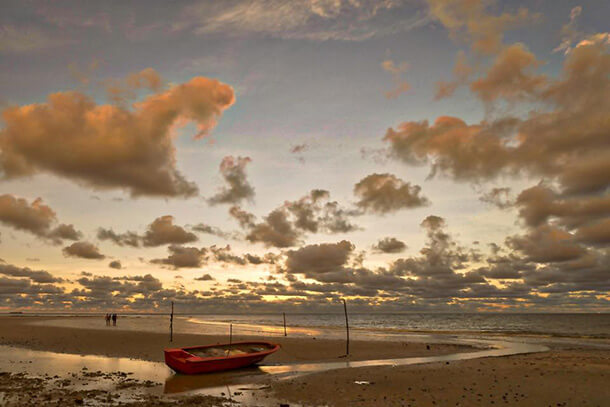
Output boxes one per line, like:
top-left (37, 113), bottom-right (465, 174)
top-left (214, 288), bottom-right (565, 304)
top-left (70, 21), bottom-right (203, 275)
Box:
top-left (105, 313), bottom-right (117, 326)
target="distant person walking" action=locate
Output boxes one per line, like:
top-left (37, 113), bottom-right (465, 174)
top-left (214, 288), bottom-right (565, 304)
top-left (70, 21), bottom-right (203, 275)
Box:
top-left (105, 313), bottom-right (110, 326)
top-left (112, 313), bottom-right (117, 326)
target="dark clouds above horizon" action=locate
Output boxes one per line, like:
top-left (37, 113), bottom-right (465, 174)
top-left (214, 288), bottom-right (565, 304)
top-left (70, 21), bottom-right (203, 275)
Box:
top-left (0, 0), bottom-right (608, 312)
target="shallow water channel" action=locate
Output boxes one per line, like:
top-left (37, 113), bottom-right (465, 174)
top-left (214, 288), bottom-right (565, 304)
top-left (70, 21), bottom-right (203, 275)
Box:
top-left (0, 337), bottom-right (549, 405)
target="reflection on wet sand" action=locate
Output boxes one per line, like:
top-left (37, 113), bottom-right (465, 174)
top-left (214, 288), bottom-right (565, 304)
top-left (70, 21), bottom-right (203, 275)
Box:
top-left (162, 338), bottom-right (548, 394)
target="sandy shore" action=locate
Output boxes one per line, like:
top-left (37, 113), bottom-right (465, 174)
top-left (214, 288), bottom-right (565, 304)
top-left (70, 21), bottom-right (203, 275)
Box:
top-left (0, 316), bottom-right (469, 363)
top-left (270, 349), bottom-right (610, 406)
top-left (1, 316), bottom-right (609, 406)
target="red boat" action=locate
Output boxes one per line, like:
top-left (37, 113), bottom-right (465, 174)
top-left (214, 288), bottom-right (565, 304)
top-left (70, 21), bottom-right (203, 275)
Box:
top-left (164, 341), bottom-right (280, 375)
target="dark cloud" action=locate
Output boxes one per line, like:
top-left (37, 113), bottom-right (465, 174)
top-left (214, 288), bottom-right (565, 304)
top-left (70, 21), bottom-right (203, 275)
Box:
top-left (246, 209), bottom-right (301, 248)
top-left (191, 223), bottom-right (236, 239)
top-left (195, 273), bottom-right (214, 281)
top-left (480, 187), bottom-right (513, 209)
top-left (151, 245), bottom-right (206, 269)
top-left (208, 156), bottom-right (255, 205)
top-left (108, 260), bottom-right (122, 269)
top-left (97, 228), bottom-right (141, 247)
top-left (0, 75), bottom-right (235, 197)
top-left (142, 215), bottom-right (198, 247)
top-left (0, 263), bottom-right (62, 283)
top-left (373, 237), bottom-right (407, 253)
top-left (0, 194), bottom-right (80, 244)
top-left (98, 215), bottom-right (197, 247)
top-left (285, 240), bottom-right (354, 276)
top-left (62, 241), bottom-right (105, 260)
top-left (354, 173), bottom-right (429, 214)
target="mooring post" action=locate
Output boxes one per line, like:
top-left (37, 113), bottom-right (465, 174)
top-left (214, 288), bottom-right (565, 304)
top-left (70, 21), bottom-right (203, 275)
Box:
top-left (170, 301), bottom-right (174, 343)
top-left (283, 312), bottom-right (287, 336)
top-left (343, 298), bottom-right (349, 356)
top-left (226, 323), bottom-right (233, 358)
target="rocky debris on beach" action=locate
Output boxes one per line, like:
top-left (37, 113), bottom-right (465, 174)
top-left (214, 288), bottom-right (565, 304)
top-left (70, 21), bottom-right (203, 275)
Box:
top-left (0, 370), bottom-right (228, 406)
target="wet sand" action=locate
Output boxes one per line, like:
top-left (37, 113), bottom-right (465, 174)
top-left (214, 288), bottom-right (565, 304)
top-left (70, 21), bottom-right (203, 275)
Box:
top-left (0, 316), bottom-right (470, 363)
top-left (1, 316), bottom-right (609, 406)
top-left (270, 349), bottom-right (610, 406)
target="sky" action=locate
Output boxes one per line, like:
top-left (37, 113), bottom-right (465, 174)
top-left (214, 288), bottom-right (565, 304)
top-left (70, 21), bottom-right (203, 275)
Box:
top-left (0, 0), bottom-right (609, 313)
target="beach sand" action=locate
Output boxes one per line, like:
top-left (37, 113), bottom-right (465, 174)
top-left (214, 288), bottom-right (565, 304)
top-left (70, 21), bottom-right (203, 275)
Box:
top-left (1, 316), bottom-right (609, 406)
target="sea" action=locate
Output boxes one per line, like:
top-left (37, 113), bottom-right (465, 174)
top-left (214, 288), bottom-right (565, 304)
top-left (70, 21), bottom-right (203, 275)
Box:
top-left (10, 312), bottom-right (610, 340)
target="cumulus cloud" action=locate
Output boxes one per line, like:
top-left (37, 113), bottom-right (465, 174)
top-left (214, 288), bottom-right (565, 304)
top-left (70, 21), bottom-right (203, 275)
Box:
top-left (97, 228), bottom-right (140, 247)
top-left (208, 156), bottom-right (255, 205)
top-left (142, 215), bottom-right (198, 247)
top-left (354, 173), bottom-right (429, 214)
top-left (0, 76), bottom-right (235, 197)
top-left (98, 215), bottom-right (197, 247)
top-left (470, 43), bottom-right (546, 103)
top-left (108, 260), bottom-right (122, 269)
top-left (151, 245), bottom-right (207, 268)
top-left (385, 41), bottom-right (610, 194)
top-left (373, 237), bottom-right (407, 253)
top-left (0, 194), bottom-right (81, 244)
top-left (63, 241), bottom-right (105, 259)
top-left (285, 240), bottom-right (355, 277)
top-left (195, 273), bottom-right (215, 281)
top-left (230, 189), bottom-right (359, 248)
top-left (426, 0), bottom-right (538, 55)
top-left (0, 263), bottom-right (62, 283)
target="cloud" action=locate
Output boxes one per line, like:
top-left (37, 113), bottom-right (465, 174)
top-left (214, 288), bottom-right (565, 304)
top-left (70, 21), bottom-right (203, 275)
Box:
top-left (435, 50), bottom-right (473, 99)
top-left (97, 228), bottom-right (141, 247)
top-left (230, 189), bottom-right (360, 248)
top-left (0, 25), bottom-right (69, 53)
top-left (285, 240), bottom-right (355, 277)
top-left (105, 68), bottom-right (164, 104)
top-left (0, 263), bottom-right (62, 283)
top-left (354, 173), bottom-right (429, 214)
top-left (195, 273), bottom-right (215, 281)
top-left (151, 245), bottom-right (207, 268)
top-left (208, 156), bottom-right (255, 205)
top-left (480, 187), bottom-right (512, 209)
top-left (385, 40), bottom-right (610, 193)
top-left (0, 194), bottom-right (81, 244)
top-left (382, 59), bottom-right (410, 99)
top-left (470, 43), bottom-right (546, 103)
top-left (142, 215), bottom-right (198, 247)
top-left (246, 208), bottom-right (301, 248)
top-left (506, 225), bottom-right (587, 264)
top-left (426, 0), bottom-right (538, 55)
top-left (373, 237), bottom-right (407, 253)
top-left (108, 260), bottom-right (122, 269)
top-left (192, 223), bottom-right (236, 239)
top-left (0, 76), bottom-right (235, 197)
top-left (98, 215), bottom-right (197, 247)
top-left (176, 0), bottom-right (430, 42)
top-left (62, 242), bottom-right (105, 260)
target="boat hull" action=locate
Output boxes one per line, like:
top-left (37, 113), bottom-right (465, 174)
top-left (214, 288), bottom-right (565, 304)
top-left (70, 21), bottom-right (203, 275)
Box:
top-left (164, 341), bottom-right (280, 375)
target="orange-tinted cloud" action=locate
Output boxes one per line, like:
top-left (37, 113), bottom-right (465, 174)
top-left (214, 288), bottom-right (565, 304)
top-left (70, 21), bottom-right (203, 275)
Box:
top-left (427, 0), bottom-right (537, 55)
top-left (0, 76), bottom-right (235, 197)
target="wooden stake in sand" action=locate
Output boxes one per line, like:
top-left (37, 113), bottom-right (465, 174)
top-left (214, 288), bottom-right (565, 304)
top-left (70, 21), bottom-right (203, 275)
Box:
top-left (170, 301), bottom-right (174, 343)
top-left (226, 323), bottom-right (233, 357)
top-left (283, 312), bottom-right (287, 336)
top-left (343, 299), bottom-right (350, 356)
